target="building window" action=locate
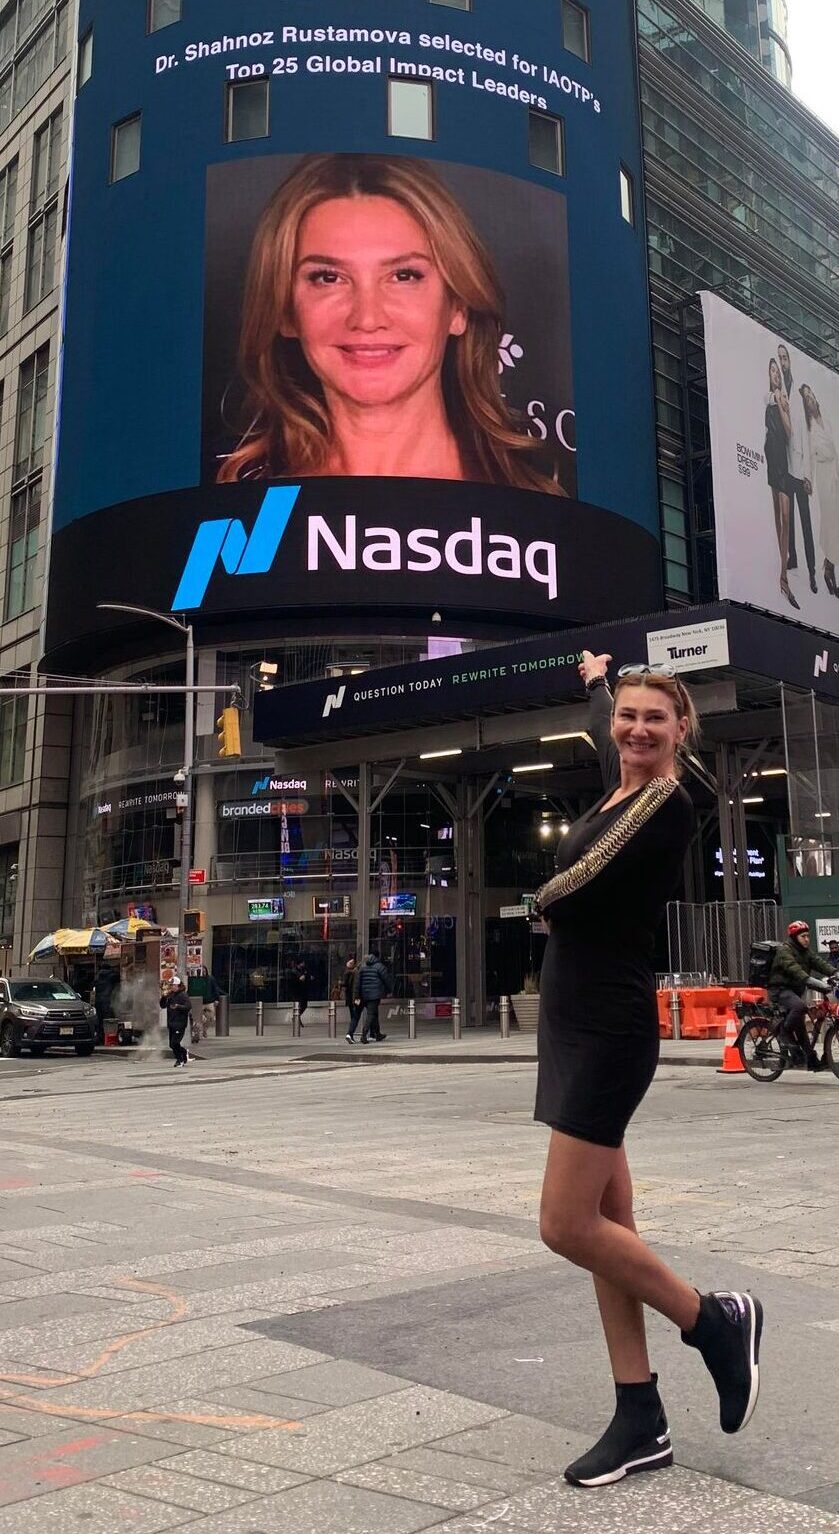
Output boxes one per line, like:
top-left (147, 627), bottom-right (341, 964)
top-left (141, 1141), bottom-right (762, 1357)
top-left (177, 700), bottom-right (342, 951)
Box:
top-left (77, 26), bottom-right (92, 88)
top-left (620, 164), bottom-right (636, 225)
top-left (147, 0), bottom-right (181, 33)
top-left (0, 844), bottom-right (18, 943)
top-left (529, 110), bottom-right (565, 176)
top-left (562, 0), bottom-right (591, 63)
top-left (5, 478), bottom-right (40, 618)
top-left (110, 113), bottom-right (141, 183)
top-left (0, 157), bottom-right (16, 338)
top-left (224, 78), bottom-right (269, 143)
top-left (24, 108), bottom-right (61, 311)
top-left (388, 78), bottom-right (433, 140)
top-left (13, 345), bottom-right (49, 482)
top-left (0, 693), bottom-right (27, 788)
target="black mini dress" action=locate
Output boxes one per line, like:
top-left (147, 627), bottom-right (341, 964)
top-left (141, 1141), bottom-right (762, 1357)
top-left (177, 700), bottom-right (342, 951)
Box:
top-left (534, 687), bottom-right (695, 1149)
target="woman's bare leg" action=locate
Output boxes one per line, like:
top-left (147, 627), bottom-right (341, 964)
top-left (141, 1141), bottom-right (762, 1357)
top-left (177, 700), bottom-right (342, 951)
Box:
top-left (592, 1148), bottom-right (651, 1382)
top-left (539, 1130), bottom-right (700, 1332)
top-left (778, 490), bottom-right (790, 582)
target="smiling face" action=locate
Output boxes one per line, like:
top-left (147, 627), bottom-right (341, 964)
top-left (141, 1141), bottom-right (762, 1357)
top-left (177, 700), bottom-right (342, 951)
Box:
top-left (287, 195), bottom-right (467, 410)
top-left (611, 682), bottom-right (688, 779)
top-left (769, 359), bottom-right (782, 392)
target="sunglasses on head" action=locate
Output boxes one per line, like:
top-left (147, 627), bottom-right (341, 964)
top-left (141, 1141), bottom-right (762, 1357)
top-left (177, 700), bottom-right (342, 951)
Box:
top-left (616, 663), bottom-right (678, 678)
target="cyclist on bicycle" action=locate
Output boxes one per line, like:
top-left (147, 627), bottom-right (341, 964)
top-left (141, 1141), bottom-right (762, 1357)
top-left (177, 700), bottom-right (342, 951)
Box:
top-left (768, 921), bottom-right (833, 1072)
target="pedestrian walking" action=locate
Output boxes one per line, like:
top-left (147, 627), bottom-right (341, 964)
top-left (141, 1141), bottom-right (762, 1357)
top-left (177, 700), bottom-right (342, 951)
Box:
top-left (191, 965), bottom-right (222, 1040)
top-left (344, 957), bottom-right (363, 1043)
top-left (292, 960), bottom-right (309, 1027)
top-left (534, 651), bottom-right (763, 1488)
top-left (93, 963), bottom-right (119, 1045)
top-left (160, 976), bottom-right (191, 1068)
top-left (356, 952), bottom-right (390, 1043)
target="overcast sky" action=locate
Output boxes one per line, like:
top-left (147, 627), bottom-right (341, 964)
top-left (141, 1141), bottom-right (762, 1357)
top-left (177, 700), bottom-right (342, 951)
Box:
top-left (787, 0), bottom-right (839, 135)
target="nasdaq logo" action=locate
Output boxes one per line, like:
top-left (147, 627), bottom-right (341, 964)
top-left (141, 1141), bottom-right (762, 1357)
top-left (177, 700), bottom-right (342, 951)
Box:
top-left (171, 485), bottom-right (301, 610)
top-left (322, 685), bottom-right (346, 718)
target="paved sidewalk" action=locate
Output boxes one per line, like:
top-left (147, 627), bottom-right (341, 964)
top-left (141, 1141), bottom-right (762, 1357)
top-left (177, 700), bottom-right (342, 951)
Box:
top-left (2, 1052), bottom-right (837, 1530)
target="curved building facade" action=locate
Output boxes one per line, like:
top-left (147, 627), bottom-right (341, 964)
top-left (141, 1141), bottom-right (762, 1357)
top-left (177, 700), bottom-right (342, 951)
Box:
top-left (51, 0), bottom-right (662, 1004)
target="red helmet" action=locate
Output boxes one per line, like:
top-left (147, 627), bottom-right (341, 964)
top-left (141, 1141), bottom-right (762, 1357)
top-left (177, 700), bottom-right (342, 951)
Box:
top-left (788, 920), bottom-right (810, 937)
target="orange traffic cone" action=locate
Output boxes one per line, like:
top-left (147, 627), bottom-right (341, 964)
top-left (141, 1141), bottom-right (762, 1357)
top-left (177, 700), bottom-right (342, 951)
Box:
top-left (718, 1011), bottom-right (745, 1074)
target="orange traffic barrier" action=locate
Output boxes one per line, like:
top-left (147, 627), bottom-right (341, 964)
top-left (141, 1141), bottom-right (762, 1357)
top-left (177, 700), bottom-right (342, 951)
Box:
top-left (718, 1012), bottom-right (745, 1074)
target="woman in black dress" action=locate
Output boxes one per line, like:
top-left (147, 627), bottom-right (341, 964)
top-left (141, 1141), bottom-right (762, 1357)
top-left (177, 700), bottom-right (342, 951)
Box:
top-left (765, 357), bottom-right (797, 607)
top-left (535, 652), bottom-right (763, 1488)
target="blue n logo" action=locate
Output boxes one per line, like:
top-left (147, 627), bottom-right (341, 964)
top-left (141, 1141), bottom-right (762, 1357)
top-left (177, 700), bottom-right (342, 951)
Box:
top-left (171, 485), bottom-right (301, 611)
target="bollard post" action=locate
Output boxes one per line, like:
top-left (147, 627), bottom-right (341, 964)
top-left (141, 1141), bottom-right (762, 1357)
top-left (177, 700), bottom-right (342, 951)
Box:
top-left (292, 1000), bottom-right (301, 1038)
top-left (452, 996), bottom-right (462, 1040)
top-left (255, 999), bottom-right (264, 1036)
top-left (669, 989), bottom-right (682, 1042)
top-left (500, 995), bottom-right (511, 1039)
top-left (215, 995), bottom-right (230, 1037)
top-left (408, 998), bottom-right (416, 1040)
top-left (328, 1000), bottom-right (337, 1039)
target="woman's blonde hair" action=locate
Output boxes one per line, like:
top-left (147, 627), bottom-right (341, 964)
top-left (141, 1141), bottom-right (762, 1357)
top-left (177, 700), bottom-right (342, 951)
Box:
top-left (217, 153), bottom-right (561, 493)
top-left (612, 672), bottom-right (701, 761)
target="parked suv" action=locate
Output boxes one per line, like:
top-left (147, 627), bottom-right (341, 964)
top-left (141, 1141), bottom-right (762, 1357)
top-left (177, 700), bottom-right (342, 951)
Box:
top-left (0, 978), bottom-right (98, 1058)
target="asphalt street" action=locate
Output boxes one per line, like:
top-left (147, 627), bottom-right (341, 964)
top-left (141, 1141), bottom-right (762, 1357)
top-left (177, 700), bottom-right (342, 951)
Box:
top-left (0, 1042), bottom-right (838, 1531)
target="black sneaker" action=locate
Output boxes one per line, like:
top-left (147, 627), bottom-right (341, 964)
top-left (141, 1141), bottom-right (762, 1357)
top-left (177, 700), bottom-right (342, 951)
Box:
top-left (373, 1033), bottom-right (387, 1042)
top-left (565, 1376), bottom-right (672, 1488)
top-left (682, 1290), bottom-right (763, 1433)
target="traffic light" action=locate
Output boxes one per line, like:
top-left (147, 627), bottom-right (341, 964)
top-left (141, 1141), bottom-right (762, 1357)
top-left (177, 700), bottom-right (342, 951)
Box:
top-left (217, 706), bottom-right (241, 758)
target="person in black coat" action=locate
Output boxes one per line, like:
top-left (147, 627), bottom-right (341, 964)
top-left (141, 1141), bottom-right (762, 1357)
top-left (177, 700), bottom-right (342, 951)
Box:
top-left (343, 957), bottom-right (362, 1042)
top-left (160, 977), bottom-right (191, 1067)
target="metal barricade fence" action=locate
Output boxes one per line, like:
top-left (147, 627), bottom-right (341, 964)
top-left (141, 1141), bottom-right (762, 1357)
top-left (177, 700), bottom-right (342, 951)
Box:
top-left (666, 901), bottom-right (784, 985)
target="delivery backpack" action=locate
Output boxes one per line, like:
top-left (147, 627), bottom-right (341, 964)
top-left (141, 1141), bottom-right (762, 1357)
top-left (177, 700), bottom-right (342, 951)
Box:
top-left (748, 940), bottom-right (780, 987)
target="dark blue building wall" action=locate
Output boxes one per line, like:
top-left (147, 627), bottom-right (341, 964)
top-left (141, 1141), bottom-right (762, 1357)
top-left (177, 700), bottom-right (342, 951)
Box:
top-left (57, 0), bottom-right (657, 537)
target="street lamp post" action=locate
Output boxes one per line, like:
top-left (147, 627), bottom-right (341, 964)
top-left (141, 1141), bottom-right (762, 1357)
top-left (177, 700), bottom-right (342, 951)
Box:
top-left (97, 602), bottom-right (195, 976)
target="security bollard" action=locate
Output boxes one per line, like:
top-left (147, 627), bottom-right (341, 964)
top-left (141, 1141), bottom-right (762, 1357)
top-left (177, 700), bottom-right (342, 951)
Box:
top-left (328, 1000), bottom-right (337, 1039)
top-left (452, 996), bottom-right (462, 1040)
top-left (215, 995), bottom-right (230, 1037)
top-left (408, 998), bottom-right (417, 1040)
top-left (292, 1000), bottom-right (301, 1038)
top-left (255, 1000), bottom-right (264, 1036)
top-left (500, 995), bottom-right (511, 1040)
top-left (669, 989), bottom-right (682, 1042)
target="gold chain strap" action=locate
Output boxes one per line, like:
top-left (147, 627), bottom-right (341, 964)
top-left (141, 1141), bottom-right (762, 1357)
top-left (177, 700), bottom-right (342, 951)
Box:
top-left (535, 777), bottom-right (678, 915)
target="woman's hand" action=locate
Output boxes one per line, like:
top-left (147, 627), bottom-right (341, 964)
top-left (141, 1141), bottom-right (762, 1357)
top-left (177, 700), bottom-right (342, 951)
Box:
top-left (578, 649), bottom-right (612, 685)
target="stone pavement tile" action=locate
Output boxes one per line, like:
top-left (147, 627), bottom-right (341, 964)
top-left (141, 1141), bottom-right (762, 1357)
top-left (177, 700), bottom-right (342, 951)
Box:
top-left (460, 1470), bottom-right (839, 1532)
top-left (336, 1459), bottom-right (503, 1512)
top-left (149, 1251), bottom-right (369, 1294)
top-left (200, 1385), bottom-right (331, 1419)
top-left (101, 1464), bottom-right (258, 1513)
top-left (155, 1448), bottom-right (308, 1493)
top-left (4, 1313), bottom-right (285, 1376)
top-left (44, 1338), bottom-right (316, 1411)
top-left (218, 1385), bottom-right (507, 1476)
top-left (0, 1291), bottom-right (134, 1331)
top-left (161, 1477), bottom-right (449, 1533)
top-left (800, 1484), bottom-right (839, 1515)
top-left (0, 1482), bottom-right (195, 1532)
top-left (0, 1422), bottom-right (171, 1507)
top-left (431, 1414), bottom-right (590, 1477)
top-left (383, 1445), bottom-right (542, 1494)
top-left (0, 1403), bottom-right (107, 1439)
top-left (247, 1359), bottom-right (411, 1406)
top-left (107, 1401), bottom-right (282, 1450)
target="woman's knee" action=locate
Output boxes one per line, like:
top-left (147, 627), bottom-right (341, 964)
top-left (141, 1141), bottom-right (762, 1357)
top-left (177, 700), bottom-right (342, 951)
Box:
top-left (539, 1206), bottom-right (592, 1260)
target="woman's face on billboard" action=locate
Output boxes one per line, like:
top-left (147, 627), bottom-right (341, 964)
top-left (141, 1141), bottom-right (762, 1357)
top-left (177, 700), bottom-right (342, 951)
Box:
top-left (288, 195), bottom-right (467, 410)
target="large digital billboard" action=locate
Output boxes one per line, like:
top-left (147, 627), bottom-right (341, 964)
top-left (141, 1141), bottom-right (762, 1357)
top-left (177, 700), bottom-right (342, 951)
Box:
top-left (702, 292), bottom-right (839, 637)
top-left (47, 0), bottom-right (660, 664)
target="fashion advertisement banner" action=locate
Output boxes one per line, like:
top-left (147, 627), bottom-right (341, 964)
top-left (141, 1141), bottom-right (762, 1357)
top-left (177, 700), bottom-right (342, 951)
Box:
top-left (48, 0), bottom-right (659, 664)
top-left (702, 292), bottom-right (839, 637)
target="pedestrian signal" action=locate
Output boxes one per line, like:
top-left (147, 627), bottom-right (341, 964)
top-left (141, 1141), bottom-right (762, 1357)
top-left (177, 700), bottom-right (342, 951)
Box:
top-left (217, 707), bottom-right (241, 758)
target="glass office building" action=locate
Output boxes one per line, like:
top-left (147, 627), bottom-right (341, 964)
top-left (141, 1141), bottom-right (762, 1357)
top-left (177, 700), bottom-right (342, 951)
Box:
top-left (637, 0), bottom-right (839, 600)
